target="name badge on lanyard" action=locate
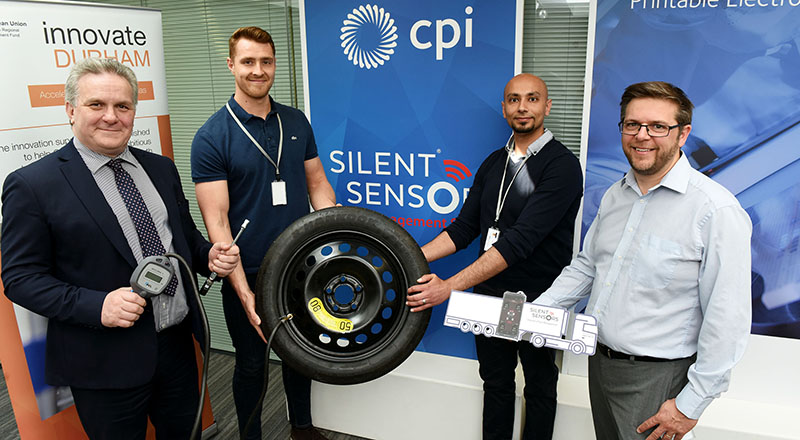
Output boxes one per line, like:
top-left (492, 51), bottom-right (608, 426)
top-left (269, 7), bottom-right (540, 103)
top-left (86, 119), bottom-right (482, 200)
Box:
top-left (487, 138), bottom-right (536, 251)
top-left (226, 102), bottom-right (286, 206)
top-left (484, 226), bottom-right (500, 251)
top-left (272, 180), bottom-right (287, 206)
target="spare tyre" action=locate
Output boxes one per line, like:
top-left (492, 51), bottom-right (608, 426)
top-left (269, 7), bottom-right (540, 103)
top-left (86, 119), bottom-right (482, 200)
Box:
top-left (256, 206), bottom-right (431, 384)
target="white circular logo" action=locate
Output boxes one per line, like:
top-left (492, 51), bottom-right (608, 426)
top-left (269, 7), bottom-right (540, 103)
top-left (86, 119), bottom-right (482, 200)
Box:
top-left (340, 4), bottom-right (398, 70)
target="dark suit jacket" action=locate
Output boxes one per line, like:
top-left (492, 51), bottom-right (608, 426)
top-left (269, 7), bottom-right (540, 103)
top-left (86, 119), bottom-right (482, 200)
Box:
top-left (1, 141), bottom-right (212, 389)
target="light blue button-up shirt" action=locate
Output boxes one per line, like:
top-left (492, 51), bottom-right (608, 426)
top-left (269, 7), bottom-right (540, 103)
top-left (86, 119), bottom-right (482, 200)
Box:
top-left (536, 153), bottom-right (752, 419)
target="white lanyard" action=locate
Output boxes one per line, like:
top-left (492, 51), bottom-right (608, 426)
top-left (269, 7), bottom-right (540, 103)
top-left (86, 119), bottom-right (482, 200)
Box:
top-left (226, 102), bottom-right (284, 180)
top-left (493, 137), bottom-right (536, 225)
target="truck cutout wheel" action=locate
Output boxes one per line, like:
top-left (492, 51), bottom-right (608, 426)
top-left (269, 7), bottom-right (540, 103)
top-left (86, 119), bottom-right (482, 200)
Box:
top-left (569, 341), bottom-right (586, 355)
top-left (471, 323), bottom-right (483, 335)
top-left (255, 207), bottom-right (431, 385)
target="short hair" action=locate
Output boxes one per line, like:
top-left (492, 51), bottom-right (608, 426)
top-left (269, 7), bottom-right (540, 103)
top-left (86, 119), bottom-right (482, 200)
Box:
top-left (64, 58), bottom-right (138, 107)
top-left (229, 26), bottom-right (275, 59)
top-left (619, 81), bottom-right (693, 126)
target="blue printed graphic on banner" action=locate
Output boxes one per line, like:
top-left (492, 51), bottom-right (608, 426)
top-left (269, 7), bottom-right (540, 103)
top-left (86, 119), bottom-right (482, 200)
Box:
top-left (586, 0), bottom-right (800, 339)
top-left (304, 0), bottom-right (519, 358)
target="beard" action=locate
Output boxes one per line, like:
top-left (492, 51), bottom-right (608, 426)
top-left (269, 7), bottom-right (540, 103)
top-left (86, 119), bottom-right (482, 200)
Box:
top-left (236, 76), bottom-right (272, 100)
top-left (624, 138), bottom-right (681, 176)
top-left (510, 118), bottom-right (537, 134)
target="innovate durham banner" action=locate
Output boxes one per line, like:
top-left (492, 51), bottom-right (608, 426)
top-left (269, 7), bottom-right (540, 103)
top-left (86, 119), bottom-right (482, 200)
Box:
top-left (0, 1), bottom-right (172, 435)
top-left (0, 0), bottom-right (172, 215)
top-left (302, 0), bottom-right (520, 358)
top-left (585, 1), bottom-right (800, 339)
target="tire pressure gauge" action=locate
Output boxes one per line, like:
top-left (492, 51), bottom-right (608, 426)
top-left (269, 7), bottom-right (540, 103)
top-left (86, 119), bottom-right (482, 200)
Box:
top-left (130, 255), bottom-right (175, 298)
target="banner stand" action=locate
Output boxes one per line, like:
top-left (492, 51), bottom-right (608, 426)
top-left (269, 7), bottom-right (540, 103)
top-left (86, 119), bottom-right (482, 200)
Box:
top-left (0, 2), bottom-right (214, 438)
top-left (299, 1), bottom-right (522, 437)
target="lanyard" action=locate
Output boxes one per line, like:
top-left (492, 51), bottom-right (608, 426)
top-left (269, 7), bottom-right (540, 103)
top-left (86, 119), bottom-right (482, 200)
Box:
top-left (226, 102), bottom-right (284, 180)
top-left (493, 137), bottom-right (536, 225)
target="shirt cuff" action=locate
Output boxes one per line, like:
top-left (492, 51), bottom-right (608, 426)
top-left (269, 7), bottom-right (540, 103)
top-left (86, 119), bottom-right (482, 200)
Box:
top-left (675, 384), bottom-right (714, 420)
top-left (442, 224), bottom-right (469, 251)
top-left (491, 240), bottom-right (518, 268)
top-left (531, 292), bottom-right (557, 307)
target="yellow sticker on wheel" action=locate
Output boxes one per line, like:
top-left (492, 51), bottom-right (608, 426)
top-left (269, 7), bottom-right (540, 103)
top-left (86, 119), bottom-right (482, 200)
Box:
top-left (307, 297), bottom-right (353, 334)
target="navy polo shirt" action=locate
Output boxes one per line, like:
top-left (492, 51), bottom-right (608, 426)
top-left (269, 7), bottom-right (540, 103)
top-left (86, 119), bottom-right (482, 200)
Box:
top-left (191, 95), bottom-right (318, 273)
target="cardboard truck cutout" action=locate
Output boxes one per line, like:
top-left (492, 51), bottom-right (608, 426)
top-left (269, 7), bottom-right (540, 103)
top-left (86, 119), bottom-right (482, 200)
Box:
top-left (444, 290), bottom-right (598, 356)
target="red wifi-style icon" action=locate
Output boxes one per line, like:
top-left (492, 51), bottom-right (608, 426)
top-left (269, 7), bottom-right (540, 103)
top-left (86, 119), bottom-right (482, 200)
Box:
top-left (443, 160), bottom-right (472, 182)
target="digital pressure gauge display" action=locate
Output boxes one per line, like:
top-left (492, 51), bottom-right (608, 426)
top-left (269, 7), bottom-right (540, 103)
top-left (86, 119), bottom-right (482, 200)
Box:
top-left (130, 255), bottom-right (175, 298)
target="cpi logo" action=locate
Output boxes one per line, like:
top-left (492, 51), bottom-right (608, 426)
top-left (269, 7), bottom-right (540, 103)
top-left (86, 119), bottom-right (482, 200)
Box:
top-left (340, 4), bottom-right (475, 68)
top-left (410, 6), bottom-right (474, 60)
top-left (340, 4), bottom-right (398, 69)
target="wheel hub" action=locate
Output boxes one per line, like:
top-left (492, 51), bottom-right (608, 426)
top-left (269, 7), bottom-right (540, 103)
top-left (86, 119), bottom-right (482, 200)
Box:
top-left (323, 274), bottom-right (364, 313)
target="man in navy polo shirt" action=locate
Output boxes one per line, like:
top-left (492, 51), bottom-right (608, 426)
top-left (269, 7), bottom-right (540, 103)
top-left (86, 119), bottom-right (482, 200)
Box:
top-left (191, 26), bottom-right (336, 440)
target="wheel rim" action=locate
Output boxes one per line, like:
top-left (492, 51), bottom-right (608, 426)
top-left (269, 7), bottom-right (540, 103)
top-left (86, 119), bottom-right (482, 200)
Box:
top-left (276, 229), bottom-right (411, 362)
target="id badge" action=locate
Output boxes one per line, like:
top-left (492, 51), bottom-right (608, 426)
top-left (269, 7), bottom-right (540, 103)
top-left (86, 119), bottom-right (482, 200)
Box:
top-left (484, 227), bottom-right (500, 251)
top-left (272, 180), bottom-right (287, 206)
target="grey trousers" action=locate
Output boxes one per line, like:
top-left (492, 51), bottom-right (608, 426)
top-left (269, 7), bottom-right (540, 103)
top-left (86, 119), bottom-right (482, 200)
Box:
top-left (588, 352), bottom-right (696, 440)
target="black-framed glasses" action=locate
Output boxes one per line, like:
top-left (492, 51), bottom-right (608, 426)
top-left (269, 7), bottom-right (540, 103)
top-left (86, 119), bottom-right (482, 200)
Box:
top-left (618, 121), bottom-right (682, 137)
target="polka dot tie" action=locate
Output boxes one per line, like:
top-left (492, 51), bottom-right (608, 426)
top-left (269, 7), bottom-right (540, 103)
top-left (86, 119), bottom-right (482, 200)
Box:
top-left (108, 159), bottom-right (177, 296)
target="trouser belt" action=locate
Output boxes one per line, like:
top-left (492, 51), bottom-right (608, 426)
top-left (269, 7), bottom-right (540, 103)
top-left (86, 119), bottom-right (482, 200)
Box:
top-left (597, 343), bottom-right (693, 363)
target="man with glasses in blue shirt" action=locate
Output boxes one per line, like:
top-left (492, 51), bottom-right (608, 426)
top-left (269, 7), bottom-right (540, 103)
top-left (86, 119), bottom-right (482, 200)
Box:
top-left (536, 81), bottom-right (752, 440)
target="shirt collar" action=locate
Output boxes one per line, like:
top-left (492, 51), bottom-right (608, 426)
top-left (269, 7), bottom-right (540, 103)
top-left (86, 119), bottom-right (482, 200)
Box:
top-left (73, 137), bottom-right (136, 175)
top-left (227, 94), bottom-right (278, 122)
top-left (507, 128), bottom-right (553, 161)
top-left (622, 151), bottom-right (690, 194)
top-left (659, 151), bottom-right (690, 193)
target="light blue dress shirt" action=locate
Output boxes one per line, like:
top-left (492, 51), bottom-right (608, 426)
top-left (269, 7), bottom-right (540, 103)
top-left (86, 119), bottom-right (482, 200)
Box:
top-left (536, 153), bottom-right (752, 419)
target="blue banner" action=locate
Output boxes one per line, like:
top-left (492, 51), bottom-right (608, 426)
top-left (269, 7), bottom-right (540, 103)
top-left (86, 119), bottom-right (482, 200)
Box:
top-left (586, 1), bottom-right (800, 339)
top-left (303, 0), bottom-right (520, 358)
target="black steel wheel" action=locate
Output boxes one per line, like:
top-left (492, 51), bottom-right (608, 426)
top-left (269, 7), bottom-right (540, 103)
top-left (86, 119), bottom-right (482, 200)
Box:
top-left (256, 207), bottom-right (431, 384)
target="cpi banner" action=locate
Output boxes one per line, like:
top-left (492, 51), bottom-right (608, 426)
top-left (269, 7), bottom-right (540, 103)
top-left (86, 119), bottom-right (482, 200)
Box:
top-left (302, 0), bottom-right (521, 358)
top-left (584, 1), bottom-right (800, 339)
top-left (0, 1), bottom-right (183, 438)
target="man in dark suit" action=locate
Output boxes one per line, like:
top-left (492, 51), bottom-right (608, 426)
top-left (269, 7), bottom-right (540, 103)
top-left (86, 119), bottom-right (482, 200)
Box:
top-left (0, 58), bottom-right (239, 440)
